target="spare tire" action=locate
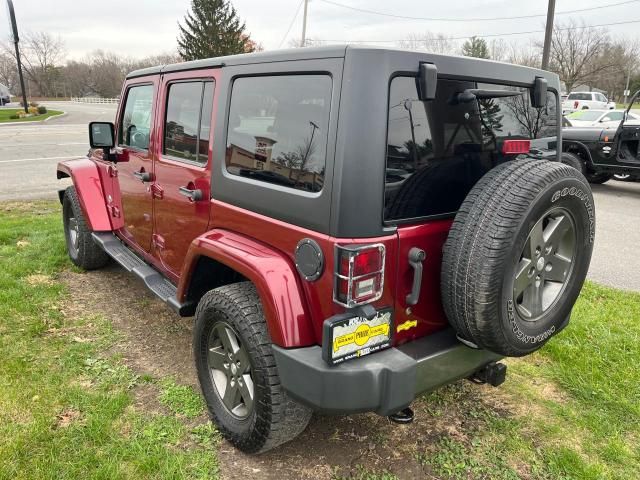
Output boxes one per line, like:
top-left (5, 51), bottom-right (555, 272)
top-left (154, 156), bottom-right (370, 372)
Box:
top-left (441, 160), bottom-right (595, 357)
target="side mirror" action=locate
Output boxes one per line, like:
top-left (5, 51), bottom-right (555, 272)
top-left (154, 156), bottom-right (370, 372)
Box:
top-left (531, 77), bottom-right (548, 108)
top-left (89, 122), bottom-right (115, 148)
top-left (418, 63), bottom-right (437, 101)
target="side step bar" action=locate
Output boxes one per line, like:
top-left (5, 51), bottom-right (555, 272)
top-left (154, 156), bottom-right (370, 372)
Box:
top-left (91, 232), bottom-right (195, 316)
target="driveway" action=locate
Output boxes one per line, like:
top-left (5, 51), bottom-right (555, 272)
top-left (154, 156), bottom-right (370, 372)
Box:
top-left (0, 101), bottom-right (117, 201)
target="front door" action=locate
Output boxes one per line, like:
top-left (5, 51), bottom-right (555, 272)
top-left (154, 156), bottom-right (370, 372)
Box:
top-left (152, 72), bottom-right (217, 278)
top-left (114, 80), bottom-right (157, 252)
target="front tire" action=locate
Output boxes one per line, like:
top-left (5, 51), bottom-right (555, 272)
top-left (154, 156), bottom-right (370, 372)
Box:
top-left (62, 186), bottom-right (109, 270)
top-left (193, 282), bottom-right (312, 453)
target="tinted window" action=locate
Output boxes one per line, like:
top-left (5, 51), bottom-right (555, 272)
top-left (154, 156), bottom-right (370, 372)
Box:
top-left (385, 77), bottom-right (558, 221)
top-left (120, 85), bottom-right (154, 150)
top-left (164, 81), bottom-right (213, 164)
top-left (568, 93), bottom-right (591, 101)
top-left (225, 75), bottom-right (332, 193)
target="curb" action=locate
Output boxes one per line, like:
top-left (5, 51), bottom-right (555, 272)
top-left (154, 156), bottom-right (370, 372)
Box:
top-left (0, 111), bottom-right (67, 126)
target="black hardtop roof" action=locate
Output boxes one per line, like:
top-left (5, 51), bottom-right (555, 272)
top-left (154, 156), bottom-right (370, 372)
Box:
top-left (126, 45), bottom-right (558, 85)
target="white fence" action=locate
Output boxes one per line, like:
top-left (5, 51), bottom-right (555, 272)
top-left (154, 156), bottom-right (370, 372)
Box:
top-left (71, 97), bottom-right (119, 104)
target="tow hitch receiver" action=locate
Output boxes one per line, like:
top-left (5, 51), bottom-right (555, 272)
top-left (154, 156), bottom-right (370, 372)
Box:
top-left (470, 362), bottom-right (507, 387)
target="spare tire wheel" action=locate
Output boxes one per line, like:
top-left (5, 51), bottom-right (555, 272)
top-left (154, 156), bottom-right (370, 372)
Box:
top-left (441, 160), bottom-right (595, 357)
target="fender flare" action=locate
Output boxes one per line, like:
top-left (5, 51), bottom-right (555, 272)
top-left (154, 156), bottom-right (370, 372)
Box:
top-left (57, 158), bottom-right (112, 231)
top-left (562, 140), bottom-right (596, 169)
top-left (179, 229), bottom-right (315, 348)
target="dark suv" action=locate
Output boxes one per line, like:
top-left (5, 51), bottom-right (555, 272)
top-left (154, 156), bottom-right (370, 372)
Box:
top-left (57, 46), bottom-right (595, 453)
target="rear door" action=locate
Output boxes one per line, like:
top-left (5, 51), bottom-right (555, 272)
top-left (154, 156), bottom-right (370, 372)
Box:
top-left (384, 75), bottom-right (559, 344)
top-left (113, 80), bottom-right (158, 252)
top-left (151, 70), bottom-right (218, 279)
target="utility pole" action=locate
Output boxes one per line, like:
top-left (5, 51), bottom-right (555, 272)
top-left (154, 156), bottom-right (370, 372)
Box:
top-left (624, 68), bottom-right (631, 105)
top-left (5, 0), bottom-right (28, 112)
top-left (301, 0), bottom-right (309, 47)
top-left (541, 0), bottom-right (556, 71)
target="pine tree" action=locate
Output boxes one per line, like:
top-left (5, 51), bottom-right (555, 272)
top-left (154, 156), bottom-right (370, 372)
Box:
top-left (462, 36), bottom-right (490, 59)
top-left (177, 0), bottom-right (257, 61)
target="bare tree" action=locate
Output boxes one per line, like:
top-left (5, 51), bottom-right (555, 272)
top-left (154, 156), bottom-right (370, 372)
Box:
top-left (1, 31), bottom-right (65, 96)
top-left (550, 20), bottom-right (615, 92)
top-left (0, 53), bottom-right (18, 91)
top-left (505, 40), bottom-right (542, 68)
top-left (398, 32), bottom-right (457, 55)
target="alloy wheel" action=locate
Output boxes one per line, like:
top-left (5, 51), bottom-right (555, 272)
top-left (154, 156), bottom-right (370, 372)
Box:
top-left (513, 208), bottom-right (577, 320)
top-left (207, 322), bottom-right (254, 419)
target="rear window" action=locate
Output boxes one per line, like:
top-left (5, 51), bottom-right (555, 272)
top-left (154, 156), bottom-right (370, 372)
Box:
top-left (225, 75), bottom-right (332, 193)
top-left (385, 77), bottom-right (558, 222)
top-left (567, 93), bottom-right (592, 101)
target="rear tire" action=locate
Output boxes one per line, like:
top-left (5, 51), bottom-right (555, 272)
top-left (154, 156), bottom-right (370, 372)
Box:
top-left (585, 172), bottom-right (612, 184)
top-left (62, 186), bottom-right (109, 270)
top-left (193, 282), bottom-right (312, 453)
top-left (560, 152), bottom-right (585, 175)
top-left (441, 160), bottom-right (595, 357)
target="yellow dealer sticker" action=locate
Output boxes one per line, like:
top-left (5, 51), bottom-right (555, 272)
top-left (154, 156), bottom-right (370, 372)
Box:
top-left (323, 309), bottom-right (393, 365)
top-left (334, 323), bottom-right (390, 352)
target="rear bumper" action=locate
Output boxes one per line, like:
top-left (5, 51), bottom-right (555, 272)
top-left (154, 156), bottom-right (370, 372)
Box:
top-left (272, 328), bottom-right (501, 415)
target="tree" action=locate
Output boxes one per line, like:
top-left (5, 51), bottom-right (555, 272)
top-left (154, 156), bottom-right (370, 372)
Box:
top-left (177, 0), bottom-right (257, 61)
top-left (549, 20), bottom-right (614, 92)
top-left (0, 53), bottom-right (18, 91)
top-left (462, 36), bottom-right (490, 59)
top-left (398, 32), bottom-right (457, 55)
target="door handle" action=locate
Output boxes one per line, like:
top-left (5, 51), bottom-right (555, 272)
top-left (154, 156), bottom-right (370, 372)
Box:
top-left (133, 170), bottom-right (151, 182)
top-left (406, 248), bottom-right (426, 306)
top-left (179, 186), bottom-right (203, 202)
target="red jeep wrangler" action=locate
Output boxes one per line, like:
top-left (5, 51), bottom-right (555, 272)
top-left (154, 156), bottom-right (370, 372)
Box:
top-left (57, 46), bottom-right (594, 453)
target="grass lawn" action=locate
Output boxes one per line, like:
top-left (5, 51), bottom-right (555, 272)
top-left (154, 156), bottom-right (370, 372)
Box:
top-left (0, 202), bottom-right (218, 479)
top-left (615, 103), bottom-right (640, 110)
top-left (0, 201), bottom-right (638, 479)
top-left (0, 108), bottom-right (64, 123)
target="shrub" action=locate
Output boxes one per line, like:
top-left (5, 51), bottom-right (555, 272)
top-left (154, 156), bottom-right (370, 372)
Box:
top-left (28, 106), bottom-right (38, 115)
top-left (29, 101), bottom-right (39, 107)
top-left (9, 114), bottom-right (20, 120)
top-left (37, 106), bottom-right (47, 114)
top-left (17, 111), bottom-right (28, 118)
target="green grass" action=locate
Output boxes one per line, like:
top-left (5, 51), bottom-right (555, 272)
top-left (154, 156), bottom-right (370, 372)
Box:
top-left (1, 201), bottom-right (639, 479)
top-left (0, 108), bottom-right (64, 123)
top-left (416, 282), bottom-right (640, 480)
top-left (0, 202), bottom-right (219, 479)
top-left (615, 103), bottom-right (640, 110)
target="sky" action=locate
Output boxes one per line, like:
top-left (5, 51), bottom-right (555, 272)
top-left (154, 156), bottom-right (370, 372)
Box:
top-left (1, 0), bottom-right (639, 60)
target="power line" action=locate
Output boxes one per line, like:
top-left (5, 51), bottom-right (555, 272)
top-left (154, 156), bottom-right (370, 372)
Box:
top-left (279, 0), bottom-right (305, 48)
top-left (316, 0), bottom-right (640, 22)
top-left (314, 18), bottom-right (640, 43)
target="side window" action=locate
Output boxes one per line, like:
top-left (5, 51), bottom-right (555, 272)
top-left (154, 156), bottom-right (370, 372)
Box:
top-left (119, 85), bottom-right (154, 150)
top-left (164, 81), bottom-right (214, 164)
top-left (606, 112), bottom-right (623, 121)
top-left (225, 75), bottom-right (332, 193)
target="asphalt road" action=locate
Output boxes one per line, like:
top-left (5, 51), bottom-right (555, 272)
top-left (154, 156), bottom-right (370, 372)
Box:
top-left (0, 101), bottom-right (117, 201)
top-left (0, 101), bottom-right (639, 291)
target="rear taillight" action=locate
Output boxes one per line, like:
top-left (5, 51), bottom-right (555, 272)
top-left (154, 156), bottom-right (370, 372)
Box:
top-left (574, 100), bottom-right (579, 109)
top-left (334, 244), bottom-right (385, 308)
top-left (502, 139), bottom-right (531, 155)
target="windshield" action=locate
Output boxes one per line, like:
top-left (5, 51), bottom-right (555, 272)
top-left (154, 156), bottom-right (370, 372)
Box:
top-left (567, 93), bottom-right (591, 101)
top-left (566, 110), bottom-right (603, 121)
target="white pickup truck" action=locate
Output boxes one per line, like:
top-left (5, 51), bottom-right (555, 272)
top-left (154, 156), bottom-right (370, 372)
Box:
top-left (562, 91), bottom-right (615, 113)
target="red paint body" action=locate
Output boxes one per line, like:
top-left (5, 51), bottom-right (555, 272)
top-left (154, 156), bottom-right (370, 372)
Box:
top-left (57, 69), bottom-right (451, 348)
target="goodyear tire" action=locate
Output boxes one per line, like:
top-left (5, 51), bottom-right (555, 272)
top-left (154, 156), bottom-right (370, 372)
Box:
top-left (441, 160), bottom-right (595, 357)
top-left (193, 282), bottom-right (312, 453)
top-left (560, 152), bottom-right (585, 175)
top-left (62, 186), bottom-right (109, 270)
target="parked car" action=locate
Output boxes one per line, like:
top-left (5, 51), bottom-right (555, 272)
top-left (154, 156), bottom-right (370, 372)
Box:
top-left (562, 91), bottom-right (614, 113)
top-left (0, 83), bottom-right (11, 105)
top-left (564, 109), bottom-right (640, 128)
top-left (562, 90), bottom-right (640, 183)
top-left (57, 46), bottom-right (594, 453)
